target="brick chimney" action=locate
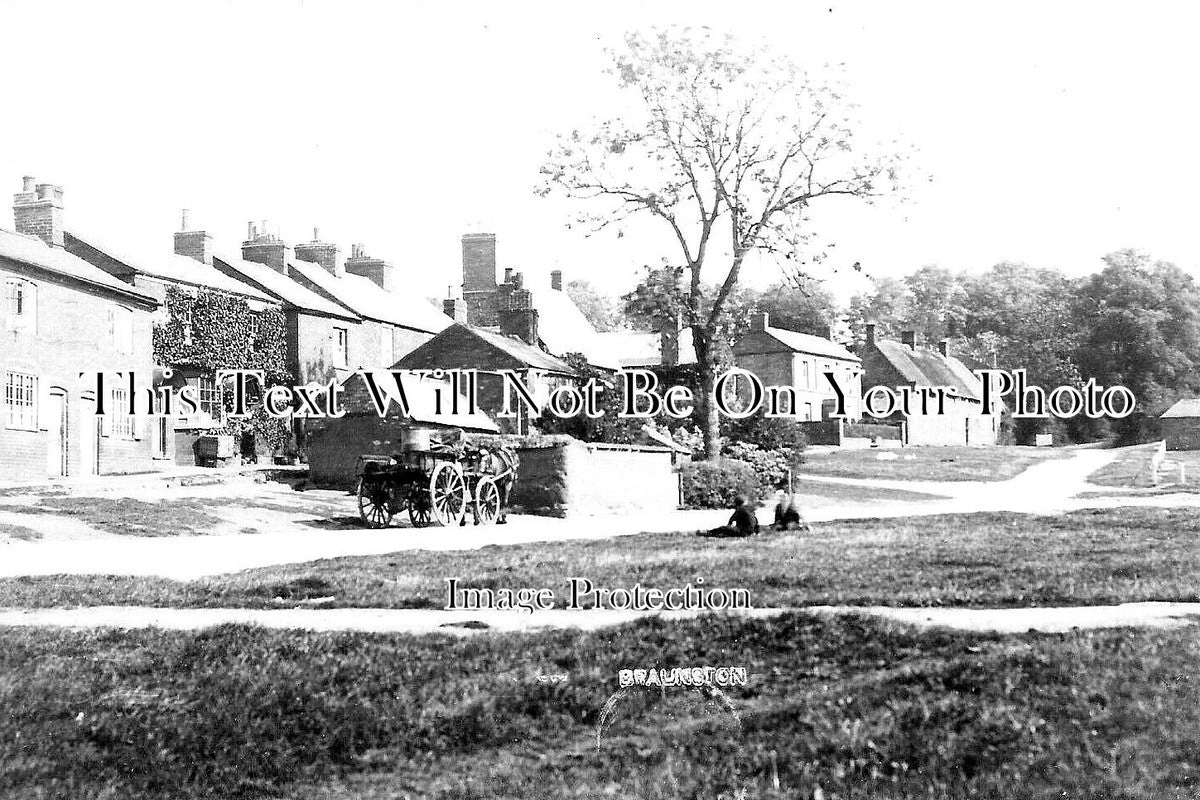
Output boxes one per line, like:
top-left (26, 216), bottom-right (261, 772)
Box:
top-left (938, 339), bottom-right (949, 357)
top-left (173, 209), bottom-right (212, 265)
top-left (462, 233), bottom-right (497, 293)
top-left (241, 221), bottom-right (293, 273)
top-left (750, 311), bottom-right (769, 332)
top-left (344, 243), bottom-right (395, 291)
top-left (865, 322), bottom-right (876, 347)
top-left (550, 270), bottom-right (563, 291)
top-left (294, 227), bottom-right (342, 277)
top-left (901, 330), bottom-right (916, 351)
top-left (497, 278), bottom-right (538, 345)
top-left (13, 177), bottom-right (64, 248)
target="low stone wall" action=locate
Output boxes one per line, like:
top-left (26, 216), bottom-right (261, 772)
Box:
top-left (799, 419), bottom-right (904, 449)
top-left (511, 441), bottom-right (679, 517)
top-left (306, 416), bottom-right (410, 489)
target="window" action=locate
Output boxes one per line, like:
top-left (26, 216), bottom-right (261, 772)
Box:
top-left (106, 388), bottom-right (135, 439)
top-left (178, 304), bottom-right (194, 346)
top-left (799, 359), bottom-right (810, 389)
top-left (197, 374), bottom-right (222, 423)
top-left (4, 372), bottom-right (38, 430)
top-left (334, 327), bottom-right (349, 367)
top-left (248, 312), bottom-right (260, 348)
top-left (109, 306), bottom-right (133, 353)
top-left (3, 278), bottom-right (36, 332)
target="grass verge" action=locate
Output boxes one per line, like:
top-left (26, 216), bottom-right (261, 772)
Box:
top-left (801, 445), bottom-right (1068, 482)
top-left (1, 614), bottom-right (1197, 799)
top-left (1, 506), bottom-right (1198, 610)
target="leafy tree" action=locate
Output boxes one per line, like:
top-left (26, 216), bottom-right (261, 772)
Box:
top-left (845, 276), bottom-right (911, 346)
top-left (904, 265), bottom-right (969, 343)
top-left (1075, 250), bottom-right (1200, 435)
top-left (565, 279), bottom-right (622, 332)
top-left (540, 27), bottom-right (907, 458)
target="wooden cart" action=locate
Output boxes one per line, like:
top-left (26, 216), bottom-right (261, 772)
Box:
top-left (354, 434), bottom-right (515, 529)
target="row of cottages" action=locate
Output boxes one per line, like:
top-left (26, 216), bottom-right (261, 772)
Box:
top-left (2, 176), bottom-right (453, 480)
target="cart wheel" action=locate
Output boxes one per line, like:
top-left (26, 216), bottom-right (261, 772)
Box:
top-left (474, 476), bottom-right (501, 525)
top-left (428, 461), bottom-right (468, 527)
top-left (357, 478), bottom-right (393, 529)
top-left (408, 497), bottom-right (432, 528)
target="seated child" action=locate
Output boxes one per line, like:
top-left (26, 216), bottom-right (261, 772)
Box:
top-left (700, 495), bottom-right (759, 538)
top-left (772, 492), bottom-right (812, 533)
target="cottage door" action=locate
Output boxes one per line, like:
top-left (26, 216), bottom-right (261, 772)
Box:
top-left (78, 398), bottom-right (99, 475)
top-left (45, 392), bottom-right (67, 477)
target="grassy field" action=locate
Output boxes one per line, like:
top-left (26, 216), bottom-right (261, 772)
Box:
top-left (801, 445), bottom-right (1069, 482)
top-left (1, 614), bottom-right (1197, 799)
top-left (3, 506), bottom-right (1198, 611)
top-left (1088, 443), bottom-right (1200, 492)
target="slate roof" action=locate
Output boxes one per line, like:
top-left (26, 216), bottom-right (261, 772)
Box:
top-left (1161, 398), bottom-right (1200, 418)
top-left (872, 340), bottom-right (982, 401)
top-left (213, 253), bottom-right (358, 319)
top-left (289, 258), bottom-right (451, 334)
top-left (64, 230), bottom-right (277, 305)
top-left (0, 226), bottom-right (157, 306)
top-left (395, 323), bottom-right (577, 375)
top-left (525, 287), bottom-right (620, 369)
top-left (735, 325), bottom-right (860, 362)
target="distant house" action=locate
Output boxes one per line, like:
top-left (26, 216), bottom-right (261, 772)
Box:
top-left (859, 325), bottom-right (1000, 446)
top-left (1, 178), bottom-right (161, 481)
top-left (732, 312), bottom-right (862, 421)
top-left (1160, 399), bottom-right (1200, 450)
top-left (394, 322), bottom-right (579, 434)
top-left (598, 323), bottom-right (697, 369)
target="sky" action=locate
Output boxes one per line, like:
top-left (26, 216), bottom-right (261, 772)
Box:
top-left (1, 0), bottom-right (1198, 307)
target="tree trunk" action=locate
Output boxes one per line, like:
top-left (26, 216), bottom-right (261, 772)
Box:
top-left (692, 328), bottom-right (721, 460)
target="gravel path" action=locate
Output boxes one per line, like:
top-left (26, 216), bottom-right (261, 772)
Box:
top-left (1, 601), bottom-right (1197, 636)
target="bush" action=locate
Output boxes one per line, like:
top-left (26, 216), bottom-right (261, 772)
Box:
top-left (722, 412), bottom-right (808, 459)
top-left (680, 459), bottom-right (762, 509)
top-left (722, 442), bottom-right (794, 492)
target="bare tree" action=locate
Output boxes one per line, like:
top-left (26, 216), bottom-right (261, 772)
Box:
top-left (539, 27), bottom-right (909, 458)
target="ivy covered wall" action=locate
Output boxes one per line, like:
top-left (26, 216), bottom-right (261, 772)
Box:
top-left (153, 286), bottom-right (293, 454)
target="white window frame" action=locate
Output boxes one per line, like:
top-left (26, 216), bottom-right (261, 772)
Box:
top-left (4, 371), bottom-right (38, 431)
top-left (197, 374), bottom-right (222, 424)
top-left (334, 326), bottom-right (349, 367)
top-left (3, 278), bottom-right (36, 333)
top-left (108, 306), bottom-right (134, 354)
top-left (106, 388), bottom-right (136, 439)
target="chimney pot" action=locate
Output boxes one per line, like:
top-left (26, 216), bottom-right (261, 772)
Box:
top-left (550, 269), bottom-right (563, 291)
top-left (938, 339), bottom-right (949, 357)
top-left (901, 330), bottom-right (916, 351)
top-left (180, 209), bottom-right (190, 231)
top-left (313, 226), bottom-right (320, 241)
top-left (21, 176), bottom-right (34, 192)
top-left (503, 267), bottom-right (514, 283)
